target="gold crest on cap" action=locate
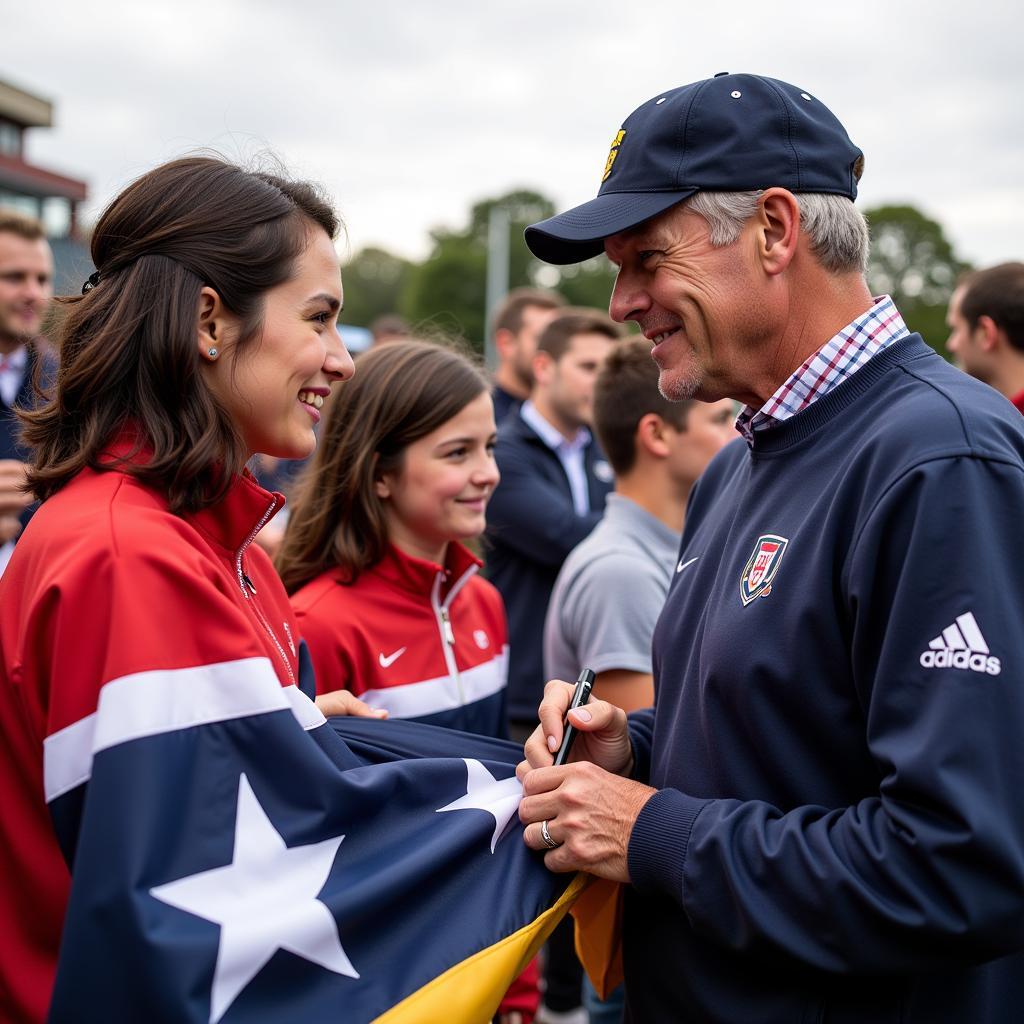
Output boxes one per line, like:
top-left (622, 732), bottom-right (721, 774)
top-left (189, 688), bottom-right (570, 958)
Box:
top-left (602, 129), bottom-right (626, 183)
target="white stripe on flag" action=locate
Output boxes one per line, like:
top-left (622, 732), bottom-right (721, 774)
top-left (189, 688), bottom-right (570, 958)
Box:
top-left (283, 684), bottom-right (327, 730)
top-left (44, 657), bottom-right (289, 803)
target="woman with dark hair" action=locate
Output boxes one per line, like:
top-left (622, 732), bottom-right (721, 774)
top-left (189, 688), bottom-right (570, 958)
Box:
top-left (277, 340), bottom-right (510, 738)
top-left (0, 156), bottom-right (381, 1022)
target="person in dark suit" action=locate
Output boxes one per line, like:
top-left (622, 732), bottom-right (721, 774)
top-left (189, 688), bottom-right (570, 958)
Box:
top-left (0, 210), bottom-right (53, 567)
top-left (487, 308), bottom-right (620, 742)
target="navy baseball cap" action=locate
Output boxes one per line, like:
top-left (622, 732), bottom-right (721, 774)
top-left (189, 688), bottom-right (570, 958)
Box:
top-left (525, 73), bottom-right (863, 265)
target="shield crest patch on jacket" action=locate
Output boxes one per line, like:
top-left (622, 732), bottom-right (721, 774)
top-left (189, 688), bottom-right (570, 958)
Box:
top-left (739, 534), bottom-right (789, 606)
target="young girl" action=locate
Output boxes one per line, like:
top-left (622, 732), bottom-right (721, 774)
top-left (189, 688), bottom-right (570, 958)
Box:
top-left (0, 156), bottom-right (381, 1021)
top-left (277, 341), bottom-right (510, 738)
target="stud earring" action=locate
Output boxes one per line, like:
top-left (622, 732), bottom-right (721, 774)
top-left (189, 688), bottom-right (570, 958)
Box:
top-left (207, 347), bottom-right (219, 360)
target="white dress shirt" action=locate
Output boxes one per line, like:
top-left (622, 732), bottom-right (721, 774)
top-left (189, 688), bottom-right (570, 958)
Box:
top-left (0, 345), bottom-right (27, 408)
top-left (519, 400), bottom-right (593, 515)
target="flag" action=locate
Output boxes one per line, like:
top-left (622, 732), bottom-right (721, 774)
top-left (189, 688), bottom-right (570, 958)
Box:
top-left (45, 658), bottom-right (582, 1023)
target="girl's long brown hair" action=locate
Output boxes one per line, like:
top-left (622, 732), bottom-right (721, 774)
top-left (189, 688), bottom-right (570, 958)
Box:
top-left (21, 156), bottom-right (339, 514)
top-left (275, 340), bottom-right (490, 594)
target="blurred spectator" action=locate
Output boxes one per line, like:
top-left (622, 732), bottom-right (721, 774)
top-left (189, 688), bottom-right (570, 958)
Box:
top-left (0, 210), bottom-right (53, 574)
top-left (369, 312), bottom-right (411, 346)
top-left (947, 262), bottom-right (1024, 414)
top-left (491, 288), bottom-right (565, 424)
top-left (487, 308), bottom-right (620, 738)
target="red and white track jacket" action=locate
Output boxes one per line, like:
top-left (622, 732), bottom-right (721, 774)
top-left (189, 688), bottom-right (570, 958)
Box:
top-left (0, 452), bottom-right (300, 1023)
top-left (292, 542), bottom-right (510, 737)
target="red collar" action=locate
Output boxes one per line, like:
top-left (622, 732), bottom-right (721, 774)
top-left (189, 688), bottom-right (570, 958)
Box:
top-left (370, 541), bottom-right (481, 598)
top-left (187, 472), bottom-right (282, 555)
top-left (1010, 389), bottom-right (1024, 415)
top-left (99, 432), bottom-right (282, 554)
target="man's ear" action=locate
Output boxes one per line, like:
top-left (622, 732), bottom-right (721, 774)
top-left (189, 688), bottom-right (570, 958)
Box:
top-left (532, 350), bottom-right (555, 388)
top-left (636, 413), bottom-right (671, 459)
top-left (976, 315), bottom-right (1002, 351)
top-left (755, 188), bottom-right (800, 276)
top-left (494, 327), bottom-right (516, 360)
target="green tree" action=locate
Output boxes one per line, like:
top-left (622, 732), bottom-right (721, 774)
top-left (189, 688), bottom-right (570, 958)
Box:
top-left (536, 255), bottom-right (618, 312)
top-left (402, 190), bottom-right (557, 352)
top-left (339, 246), bottom-right (413, 330)
top-left (865, 205), bottom-right (971, 359)
top-left (400, 230), bottom-right (489, 345)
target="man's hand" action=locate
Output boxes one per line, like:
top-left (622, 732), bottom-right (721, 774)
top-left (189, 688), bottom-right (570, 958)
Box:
top-left (0, 514), bottom-right (21, 545)
top-left (518, 760), bottom-right (656, 882)
top-left (314, 690), bottom-right (388, 719)
top-left (0, 460), bottom-right (31, 517)
top-left (518, 678), bottom-right (633, 777)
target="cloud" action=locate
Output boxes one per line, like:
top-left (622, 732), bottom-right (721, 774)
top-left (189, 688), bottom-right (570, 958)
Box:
top-left (4, 0), bottom-right (1021, 265)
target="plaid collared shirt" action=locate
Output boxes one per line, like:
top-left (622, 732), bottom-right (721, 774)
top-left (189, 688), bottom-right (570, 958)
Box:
top-left (735, 295), bottom-right (910, 446)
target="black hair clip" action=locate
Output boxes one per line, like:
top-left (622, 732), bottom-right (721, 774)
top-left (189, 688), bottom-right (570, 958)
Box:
top-left (82, 270), bottom-right (101, 294)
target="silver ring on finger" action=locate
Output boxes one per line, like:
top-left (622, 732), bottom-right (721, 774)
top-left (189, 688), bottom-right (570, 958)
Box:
top-left (541, 819), bottom-right (561, 849)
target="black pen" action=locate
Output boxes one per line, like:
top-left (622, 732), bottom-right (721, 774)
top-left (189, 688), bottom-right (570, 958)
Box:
top-left (553, 668), bottom-right (595, 766)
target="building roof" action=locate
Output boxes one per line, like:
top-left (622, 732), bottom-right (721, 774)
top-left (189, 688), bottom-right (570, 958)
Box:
top-left (0, 78), bottom-right (52, 129)
top-left (0, 153), bottom-right (87, 201)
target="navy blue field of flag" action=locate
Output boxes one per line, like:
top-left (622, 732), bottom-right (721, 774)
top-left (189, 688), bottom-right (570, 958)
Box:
top-left (47, 691), bottom-right (570, 1023)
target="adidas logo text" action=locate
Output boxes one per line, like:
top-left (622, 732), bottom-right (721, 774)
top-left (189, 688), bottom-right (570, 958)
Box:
top-left (919, 649), bottom-right (1001, 674)
top-left (919, 612), bottom-right (1001, 676)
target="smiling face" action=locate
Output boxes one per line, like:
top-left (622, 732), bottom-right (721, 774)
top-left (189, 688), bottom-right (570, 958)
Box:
top-left (606, 203), bottom-right (769, 406)
top-left (201, 226), bottom-right (354, 460)
top-left (376, 390), bottom-right (500, 565)
top-left (0, 231), bottom-right (53, 352)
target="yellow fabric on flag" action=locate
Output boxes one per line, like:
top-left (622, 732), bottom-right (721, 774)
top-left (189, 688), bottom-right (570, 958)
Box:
top-left (374, 873), bottom-right (588, 1024)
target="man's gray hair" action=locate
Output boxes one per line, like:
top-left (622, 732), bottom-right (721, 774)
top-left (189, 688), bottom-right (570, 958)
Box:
top-left (685, 190), bottom-right (869, 275)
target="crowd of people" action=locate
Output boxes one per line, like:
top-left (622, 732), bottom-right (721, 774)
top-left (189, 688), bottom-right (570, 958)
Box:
top-left (2, 70), bottom-right (1024, 1024)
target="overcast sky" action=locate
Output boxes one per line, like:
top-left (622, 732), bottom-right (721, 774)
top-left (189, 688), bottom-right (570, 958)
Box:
top-left (4, 0), bottom-right (1021, 270)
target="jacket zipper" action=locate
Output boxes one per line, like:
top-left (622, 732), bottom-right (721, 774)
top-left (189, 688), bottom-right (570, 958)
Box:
top-left (431, 573), bottom-right (463, 703)
top-left (235, 497), bottom-right (295, 685)
top-left (431, 564), bottom-right (480, 706)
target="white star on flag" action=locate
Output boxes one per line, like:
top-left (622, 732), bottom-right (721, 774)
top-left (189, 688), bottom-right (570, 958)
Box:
top-left (150, 773), bottom-right (357, 1023)
top-left (436, 758), bottom-right (523, 853)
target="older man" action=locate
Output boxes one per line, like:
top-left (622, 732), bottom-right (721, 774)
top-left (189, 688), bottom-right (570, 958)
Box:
top-left (518, 73), bottom-right (1024, 1023)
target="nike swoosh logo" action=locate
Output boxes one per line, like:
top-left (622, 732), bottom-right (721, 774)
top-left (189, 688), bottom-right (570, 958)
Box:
top-left (676, 556), bottom-right (699, 574)
top-left (378, 647), bottom-right (407, 668)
